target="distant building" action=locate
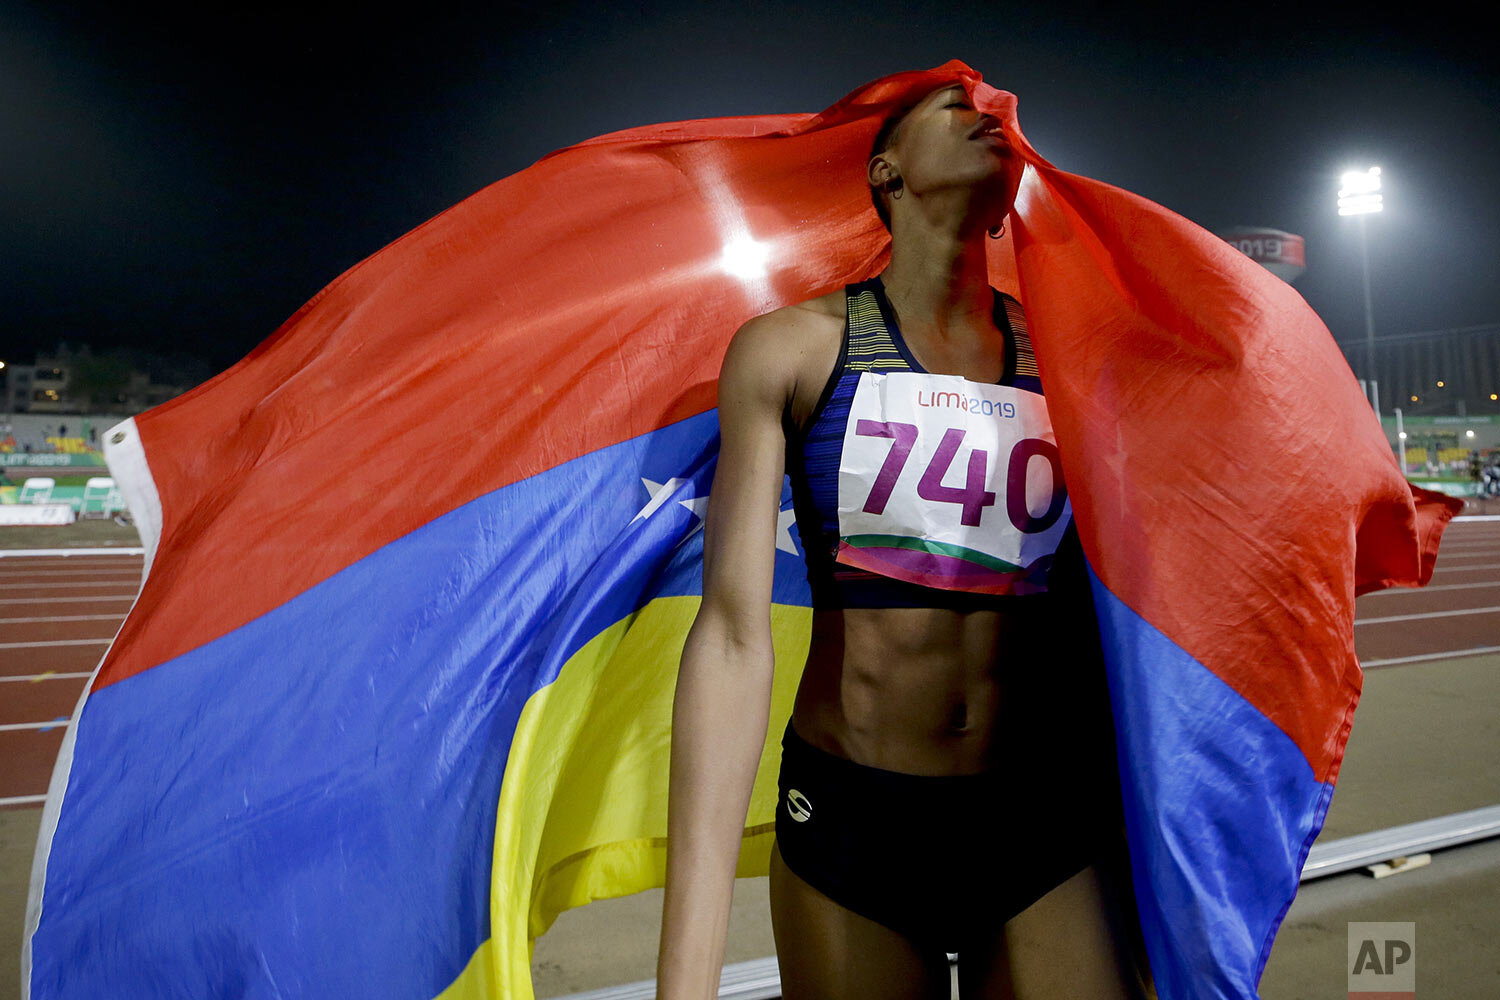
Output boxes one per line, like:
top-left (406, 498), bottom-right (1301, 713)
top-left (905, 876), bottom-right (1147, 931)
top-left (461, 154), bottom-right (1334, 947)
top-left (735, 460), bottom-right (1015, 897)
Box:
top-left (2, 343), bottom-right (189, 415)
top-left (1339, 323), bottom-right (1500, 417)
top-left (1, 363), bottom-right (35, 413)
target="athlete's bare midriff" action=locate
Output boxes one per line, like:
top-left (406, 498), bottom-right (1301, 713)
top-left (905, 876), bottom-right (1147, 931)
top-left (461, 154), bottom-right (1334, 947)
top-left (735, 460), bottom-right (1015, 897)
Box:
top-left (775, 286), bottom-right (1054, 778)
top-left (793, 602), bottom-right (1061, 775)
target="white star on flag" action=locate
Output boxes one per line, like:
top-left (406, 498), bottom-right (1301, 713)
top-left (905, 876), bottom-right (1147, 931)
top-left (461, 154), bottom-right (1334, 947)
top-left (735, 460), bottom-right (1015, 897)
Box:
top-left (676, 493), bottom-right (709, 540)
top-left (637, 478), bottom-right (799, 555)
top-left (636, 478), bottom-right (709, 541)
top-left (776, 506), bottom-right (799, 556)
top-left (634, 478), bottom-right (689, 521)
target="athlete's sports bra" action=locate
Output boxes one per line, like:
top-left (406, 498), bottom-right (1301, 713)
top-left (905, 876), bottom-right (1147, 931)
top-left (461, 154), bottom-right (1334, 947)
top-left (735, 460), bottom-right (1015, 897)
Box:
top-left (784, 276), bottom-right (1074, 610)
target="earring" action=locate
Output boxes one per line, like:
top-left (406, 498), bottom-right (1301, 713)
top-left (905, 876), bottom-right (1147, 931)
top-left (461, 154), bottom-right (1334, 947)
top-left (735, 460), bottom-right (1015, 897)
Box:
top-left (889, 179), bottom-right (903, 200)
top-left (987, 220), bottom-right (1006, 239)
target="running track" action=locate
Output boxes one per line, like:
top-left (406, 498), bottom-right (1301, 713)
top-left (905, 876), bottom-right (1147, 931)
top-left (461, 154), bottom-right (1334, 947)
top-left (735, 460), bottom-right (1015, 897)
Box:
top-left (2, 519), bottom-right (1498, 810)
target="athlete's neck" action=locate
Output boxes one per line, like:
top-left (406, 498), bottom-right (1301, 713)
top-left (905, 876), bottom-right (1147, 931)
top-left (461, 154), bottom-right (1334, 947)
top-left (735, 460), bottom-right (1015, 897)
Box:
top-left (879, 217), bottom-right (995, 346)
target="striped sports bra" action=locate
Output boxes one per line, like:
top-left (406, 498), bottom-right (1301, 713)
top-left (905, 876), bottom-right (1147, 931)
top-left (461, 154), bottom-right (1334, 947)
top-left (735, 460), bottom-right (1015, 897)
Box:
top-left (784, 275), bottom-right (1073, 610)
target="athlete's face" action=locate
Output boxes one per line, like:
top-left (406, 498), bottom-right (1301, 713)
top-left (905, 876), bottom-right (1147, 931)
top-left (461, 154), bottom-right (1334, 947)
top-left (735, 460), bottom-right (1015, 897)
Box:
top-left (873, 84), bottom-right (1022, 223)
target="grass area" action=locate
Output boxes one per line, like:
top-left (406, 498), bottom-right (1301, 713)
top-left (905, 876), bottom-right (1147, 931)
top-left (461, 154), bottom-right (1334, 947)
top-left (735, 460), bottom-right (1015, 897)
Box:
top-left (1, 473), bottom-right (105, 487)
top-left (0, 517), bottom-right (142, 550)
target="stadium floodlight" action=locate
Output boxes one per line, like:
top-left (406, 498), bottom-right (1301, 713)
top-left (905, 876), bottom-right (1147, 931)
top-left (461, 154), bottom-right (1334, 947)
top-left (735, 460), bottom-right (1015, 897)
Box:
top-left (1338, 167), bottom-right (1383, 216)
top-left (1340, 166), bottom-right (1384, 409)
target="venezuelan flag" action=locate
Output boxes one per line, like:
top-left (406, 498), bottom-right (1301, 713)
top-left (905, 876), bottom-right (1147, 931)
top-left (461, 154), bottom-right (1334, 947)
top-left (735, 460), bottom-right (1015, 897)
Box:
top-left (24, 60), bottom-right (1457, 999)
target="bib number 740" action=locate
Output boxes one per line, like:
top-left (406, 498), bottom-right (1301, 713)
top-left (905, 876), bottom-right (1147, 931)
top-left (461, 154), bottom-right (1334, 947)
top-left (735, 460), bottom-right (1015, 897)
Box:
top-left (854, 419), bottom-right (1066, 533)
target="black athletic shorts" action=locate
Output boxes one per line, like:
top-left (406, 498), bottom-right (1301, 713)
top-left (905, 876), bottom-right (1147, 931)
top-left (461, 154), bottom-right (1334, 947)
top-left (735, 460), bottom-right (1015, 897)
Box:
top-left (773, 718), bottom-right (1117, 953)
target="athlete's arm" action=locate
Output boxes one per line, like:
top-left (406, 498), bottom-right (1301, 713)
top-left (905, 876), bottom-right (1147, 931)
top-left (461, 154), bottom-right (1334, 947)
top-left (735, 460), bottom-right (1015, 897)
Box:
top-left (656, 312), bottom-right (797, 1000)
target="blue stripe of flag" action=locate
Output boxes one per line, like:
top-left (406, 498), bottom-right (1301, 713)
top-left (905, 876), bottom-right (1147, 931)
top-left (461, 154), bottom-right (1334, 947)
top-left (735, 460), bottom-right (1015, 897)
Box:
top-left (1088, 567), bottom-right (1332, 1000)
top-left (32, 410), bottom-right (808, 999)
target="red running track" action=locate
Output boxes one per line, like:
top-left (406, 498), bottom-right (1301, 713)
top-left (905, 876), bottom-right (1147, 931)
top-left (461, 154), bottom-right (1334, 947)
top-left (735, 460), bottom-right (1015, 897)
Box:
top-left (3, 521), bottom-right (1498, 809)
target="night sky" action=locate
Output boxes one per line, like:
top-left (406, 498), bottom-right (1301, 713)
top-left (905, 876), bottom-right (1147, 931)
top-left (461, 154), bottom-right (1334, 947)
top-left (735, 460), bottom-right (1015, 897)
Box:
top-left (6, 1), bottom-right (1497, 376)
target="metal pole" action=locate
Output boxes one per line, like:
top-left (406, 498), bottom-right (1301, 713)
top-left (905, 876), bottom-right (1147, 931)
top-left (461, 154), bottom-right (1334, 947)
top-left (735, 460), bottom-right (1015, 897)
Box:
top-left (1358, 214), bottom-right (1377, 406)
top-left (1395, 406), bottom-right (1407, 474)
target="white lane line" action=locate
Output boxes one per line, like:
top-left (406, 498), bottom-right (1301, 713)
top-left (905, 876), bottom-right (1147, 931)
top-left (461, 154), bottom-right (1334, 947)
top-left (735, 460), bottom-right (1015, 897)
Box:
top-left (1434, 554), bottom-right (1500, 563)
top-left (0, 614), bottom-right (123, 624)
top-left (0, 719), bottom-right (71, 732)
top-left (0, 595), bottom-right (135, 605)
top-left (0, 570), bottom-right (141, 579)
top-left (0, 795), bottom-right (48, 807)
top-left (0, 639), bottom-right (110, 649)
top-left (0, 570), bottom-right (141, 576)
top-left (0, 582), bottom-right (139, 590)
top-left (1428, 566), bottom-right (1500, 574)
top-left (1362, 580), bottom-right (1500, 596)
top-left (1363, 646), bottom-right (1500, 668)
top-left (0, 554), bottom-right (142, 563)
top-left (0, 548), bottom-right (144, 558)
top-left (0, 672), bottom-right (93, 683)
top-left (1453, 515), bottom-right (1500, 522)
top-left (1357, 605), bottom-right (1500, 625)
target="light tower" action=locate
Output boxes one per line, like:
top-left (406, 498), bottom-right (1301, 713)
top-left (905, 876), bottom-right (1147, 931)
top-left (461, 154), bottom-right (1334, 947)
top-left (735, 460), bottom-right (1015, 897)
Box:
top-left (1338, 166), bottom-right (1383, 411)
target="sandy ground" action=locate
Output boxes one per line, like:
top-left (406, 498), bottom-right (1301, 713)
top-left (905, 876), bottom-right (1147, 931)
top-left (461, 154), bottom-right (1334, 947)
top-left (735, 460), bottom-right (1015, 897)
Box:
top-left (2, 809), bottom-right (38, 1000)
top-left (0, 519), bottom-right (141, 551)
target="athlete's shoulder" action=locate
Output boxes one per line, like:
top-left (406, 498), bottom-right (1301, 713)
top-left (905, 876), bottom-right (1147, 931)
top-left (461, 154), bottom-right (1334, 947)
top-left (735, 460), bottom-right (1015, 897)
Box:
top-left (722, 290), bottom-right (846, 423)
top-left (735, 287), bottom-right (844, 342)
top-left (724, 290), bottom-right (843, 376)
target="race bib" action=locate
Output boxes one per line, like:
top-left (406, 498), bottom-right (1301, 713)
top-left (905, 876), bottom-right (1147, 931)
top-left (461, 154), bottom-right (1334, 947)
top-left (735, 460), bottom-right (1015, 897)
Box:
top-left (835, 371), bottom-right (1071, 595)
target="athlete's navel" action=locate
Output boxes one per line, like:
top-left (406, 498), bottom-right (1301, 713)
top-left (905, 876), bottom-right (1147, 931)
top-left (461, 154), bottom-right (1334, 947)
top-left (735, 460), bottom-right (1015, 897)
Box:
top-left (947, 701), bottom-right (970, 734)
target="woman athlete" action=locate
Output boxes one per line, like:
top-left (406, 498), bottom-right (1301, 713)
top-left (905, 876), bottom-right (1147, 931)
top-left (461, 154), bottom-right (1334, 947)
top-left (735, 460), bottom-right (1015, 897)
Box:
top-left (657, 83), bottom-right (1152, 999)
